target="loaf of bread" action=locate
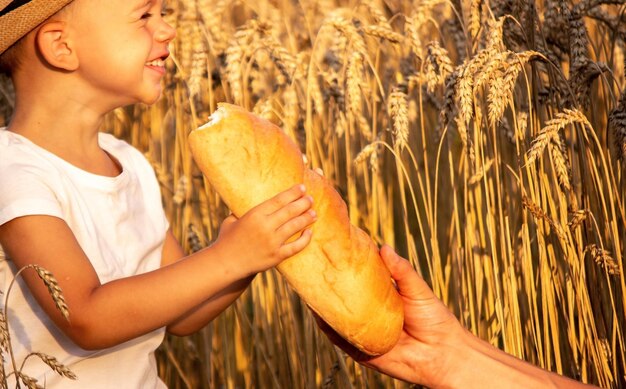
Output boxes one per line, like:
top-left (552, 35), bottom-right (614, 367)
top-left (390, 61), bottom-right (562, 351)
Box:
top-left (188, 103), bottom-right (403, 355)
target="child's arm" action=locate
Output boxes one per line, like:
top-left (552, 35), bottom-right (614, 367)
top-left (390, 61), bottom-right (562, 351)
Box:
top-left (159, 229), bottom-right (255, 336)
top-left (0, 184), bottom-right (315, 350)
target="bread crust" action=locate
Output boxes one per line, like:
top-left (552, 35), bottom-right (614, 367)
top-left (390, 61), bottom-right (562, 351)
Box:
top-left (188, 103), bottom-right (403, 355)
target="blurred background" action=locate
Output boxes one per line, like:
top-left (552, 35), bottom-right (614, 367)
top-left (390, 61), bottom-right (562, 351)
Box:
top-left (1, 0), bottom-right (625, 387)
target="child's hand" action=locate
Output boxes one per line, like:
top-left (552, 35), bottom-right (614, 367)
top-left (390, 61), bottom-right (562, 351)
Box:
top-left (212, 184), bottom-right (316, 276)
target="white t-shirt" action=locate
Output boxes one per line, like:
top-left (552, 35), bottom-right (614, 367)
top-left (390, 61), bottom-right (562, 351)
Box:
top-left (0, 129), bottom-right (169, 388)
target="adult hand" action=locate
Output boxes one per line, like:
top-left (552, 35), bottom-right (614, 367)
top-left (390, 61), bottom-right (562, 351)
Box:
top-left (317, 246), bottom-right (600, 388)
top-left (315, 245), bottom-right (462, 387)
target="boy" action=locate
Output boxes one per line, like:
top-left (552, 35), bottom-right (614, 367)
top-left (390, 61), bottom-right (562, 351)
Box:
top-left (0, 1), bottom-right (316, 388)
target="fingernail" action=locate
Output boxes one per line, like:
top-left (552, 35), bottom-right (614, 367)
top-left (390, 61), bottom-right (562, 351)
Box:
top-left (309, 210), bottom-right (317, 218)
top-left (307, 195), bottom-right (314, 203)
top-left (299, 184), bottom-right (306, 192)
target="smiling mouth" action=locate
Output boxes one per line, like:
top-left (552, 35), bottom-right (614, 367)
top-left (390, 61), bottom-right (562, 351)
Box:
top-left (146, 59), bottom-right (165, 67)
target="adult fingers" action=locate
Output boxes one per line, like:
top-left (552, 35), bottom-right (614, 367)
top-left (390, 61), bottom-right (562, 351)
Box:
top-left (380, 245), bottom-right (435, 301)
top-left (311, 310), bottom-right (375, 362)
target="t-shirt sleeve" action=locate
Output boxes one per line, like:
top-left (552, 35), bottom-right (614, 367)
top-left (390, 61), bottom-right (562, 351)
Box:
top-left (0, 163), bottom-right (63, 226)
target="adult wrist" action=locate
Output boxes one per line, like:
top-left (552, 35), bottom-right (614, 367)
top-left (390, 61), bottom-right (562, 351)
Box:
top-left (426, 326), bottom-right (476, 389)
top-left (435, 328), bottom-right (557, 389)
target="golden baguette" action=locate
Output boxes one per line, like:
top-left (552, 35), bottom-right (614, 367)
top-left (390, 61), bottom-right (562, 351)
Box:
top-left (188, 103), bottom-right (403, 355)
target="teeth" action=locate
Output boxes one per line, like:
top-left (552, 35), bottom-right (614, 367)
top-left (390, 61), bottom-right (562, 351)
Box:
top-left (146, 59), bottom-right (165, 67)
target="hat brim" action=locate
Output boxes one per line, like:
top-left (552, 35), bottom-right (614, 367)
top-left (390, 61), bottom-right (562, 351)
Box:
top-left (0, 0), bottom-right (75, 55)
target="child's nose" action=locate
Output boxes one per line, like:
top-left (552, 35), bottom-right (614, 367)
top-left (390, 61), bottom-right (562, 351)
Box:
top-left (156, 20), bottom-right (177, 43)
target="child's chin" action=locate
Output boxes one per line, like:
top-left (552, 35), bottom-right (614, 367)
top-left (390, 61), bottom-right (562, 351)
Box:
top-left (141, 91), bottom-right (163, 106)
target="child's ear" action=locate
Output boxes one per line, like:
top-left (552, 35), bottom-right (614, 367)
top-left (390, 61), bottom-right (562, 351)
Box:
top-left (35, 21), bottom-right (78, 71)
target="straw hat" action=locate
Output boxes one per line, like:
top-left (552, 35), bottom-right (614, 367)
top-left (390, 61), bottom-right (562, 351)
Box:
top-left (0, 0), bottom-right (75, 55)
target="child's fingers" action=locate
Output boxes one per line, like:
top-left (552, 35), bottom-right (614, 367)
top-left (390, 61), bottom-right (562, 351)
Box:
top-left (270, 194), bottom-right (314, 228)
top-left (280, 229), bottom-right (313, 258)
top-left (275, 207), bottom-right (317, 240)
top-left (255, 184), bottom-right (307, 215)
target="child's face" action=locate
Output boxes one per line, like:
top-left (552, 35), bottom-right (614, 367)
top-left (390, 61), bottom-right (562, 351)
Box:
top-left (66, 0), bottom-right (176, 108)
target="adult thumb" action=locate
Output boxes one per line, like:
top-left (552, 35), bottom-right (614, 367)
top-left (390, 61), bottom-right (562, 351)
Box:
top-left (380, 245), bottom-right (435, 301)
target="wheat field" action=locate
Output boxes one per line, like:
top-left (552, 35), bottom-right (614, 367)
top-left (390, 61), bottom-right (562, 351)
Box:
top-left (1, 0), bottom-right (625, 388)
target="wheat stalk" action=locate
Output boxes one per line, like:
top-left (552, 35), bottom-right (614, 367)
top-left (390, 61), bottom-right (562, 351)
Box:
top-left (172, 175), bottom-right (189, 206)
top-left (425, 41), bottom-right (454, 92)
top-left (486, 17), bottom-right (505, 52)
top-left (549, 133), bottom-right (571, 192)
top-left (586, 244), bottom-right (620, 275)
top-left (388, 89), bottom-right (409, 149)
top-left (196, 0), bottom-right (230, 56)
top-left (17, 372), bottom-right (43, 389)
top-left (473, 51), bottom-right (508, 93)
top-left (307, 68), bottom-right (325, 116)
top-left (358, 114), bottom-right (373, 142)
top-left (568, 209), bottom-right (588, 230)
top-left (521, 196), bottom-right (568, 243)
top-left (31, 265), bottom-right (69, 320)
top-left (361, 0), bottom-right (392, 30)
top-left (468, 159), bottom-right (494, 185)
top-left (543, 0), bottom-right (568, 49)
top-left (354, 143), bottom-right (376, 164)
top-left (0, 310), bottom-right (7, 352)
top-left (225, 42), bottom-right (245, 105)
top-left (457, 60), bottom-right (477, 126)
top-left (525, 109), bottom-right (590, 166)
top-left (224, 21), bottom-right (265, 105)
top-left (469, 0), bottom-right (482, 39)
top-left (21, 353), bottom-right (76, 380)
top-left (261, 36), bottom-right (297, 84)
top-left (0, 356), bottom-right (5, 389)
top-left (609, 92), bottom-right (626, 160)
top-left (405, 13), bottom-right (423, 58)
top-left (487, 51), bottom-right (539, 127)
top-left (326, 17), bottom-right (367, 57)
top-left (186, 223), bottom-right (205, 254)
top-left (569, 12), bottom-right (590, 67)
top-left (362, 25), bottom-right (404, 44)
top-left (176, 8), bottom-right (199, 76)
top-left (441, 66), bottom-right (461, 128)
top-left (346, 51), bottom-right (364, 117)
top-left (322, 361), bottom-right (340, 389)
top-left (487, 69), bottom-right (507, 127)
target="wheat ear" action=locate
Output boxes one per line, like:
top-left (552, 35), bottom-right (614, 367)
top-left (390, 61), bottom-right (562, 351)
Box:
top-left (31, 265), bottom-right (70, 320)
top-left (525, 109), bottom-right (589, 166)
top-left (388, 89), bottom-right (409, 149)
top-left (21, 353), bottom-right (77, 380)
